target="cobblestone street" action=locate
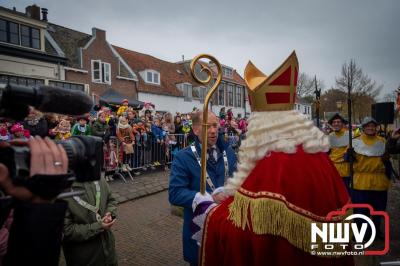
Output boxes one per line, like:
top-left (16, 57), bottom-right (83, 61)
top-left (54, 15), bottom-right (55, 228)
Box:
top-left (113, 191), bottom-right (186, 266)
top-left (59, 170), bottom-right (400, 266)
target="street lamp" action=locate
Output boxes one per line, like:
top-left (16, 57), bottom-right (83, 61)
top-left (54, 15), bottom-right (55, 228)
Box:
top-left (314, 75), bottom-right (321, 128)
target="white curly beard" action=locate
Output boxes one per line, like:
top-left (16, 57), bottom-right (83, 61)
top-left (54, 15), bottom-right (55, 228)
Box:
top-left (224, 110), bottom-right (330, 196)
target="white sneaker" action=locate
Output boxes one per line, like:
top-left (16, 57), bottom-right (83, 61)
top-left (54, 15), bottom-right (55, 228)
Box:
top-left (125, 164), bottom-right (133, 171)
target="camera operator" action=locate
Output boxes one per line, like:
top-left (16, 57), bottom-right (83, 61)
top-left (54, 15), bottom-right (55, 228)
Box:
top-left (0, 136), bottom-right (68, 266)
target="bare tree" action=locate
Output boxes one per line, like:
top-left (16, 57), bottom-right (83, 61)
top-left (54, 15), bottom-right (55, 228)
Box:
top-left (297, 73), bottom-right (325, 97)
top-left (297, 73), bottom-right (313, 97)
top-left (382, 91), bottom-right (397, 102)
top-left (334, 59), bottom-right (383, 122)
top-left (335, 59), bottom-right (382, 100)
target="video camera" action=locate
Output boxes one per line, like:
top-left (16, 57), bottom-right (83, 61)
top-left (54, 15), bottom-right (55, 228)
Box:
top-left (0, 83), bottom-right (102, 199)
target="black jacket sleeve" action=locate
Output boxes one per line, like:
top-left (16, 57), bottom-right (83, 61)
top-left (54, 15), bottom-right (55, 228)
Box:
top-left (4, 200), bottom-right (67, 266)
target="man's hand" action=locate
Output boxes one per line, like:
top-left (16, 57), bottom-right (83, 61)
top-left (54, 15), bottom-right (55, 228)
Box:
top-left (101, 215), bottom-right (116, 230)
top-left (103, 212), bottom-right (114, 223)
top-left (212, 192), bottom-right (228, 204)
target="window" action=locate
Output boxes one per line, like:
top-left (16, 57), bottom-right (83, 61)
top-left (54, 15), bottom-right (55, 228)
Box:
top-left (145, 70), bottom-right (160, 85)
top-left (20, 24), bottom-right (40, 49)
top-left (49, 80), bottom-right (85, 91)
top-left (91, 60), bottom-right (111, 84)
top-left (0, 74), bottom-right (44, 86)
top-left (0, 19), bottom-right (21, 45)
top-left (147, 72), bottom-right (152, 83)
top-left (218, 83), bottom-right (225, 106)
top-left (183, 83), bottom-right (192, 102)
top-left (92, 60), bottom-right (101, 82)
top-left (102, 62), bottom-right (111, 84)
top-left (227, 84), bottom-right (234, 106)
top-left (153, 72), bottom-right (159, 84)
top-left (0, 20), bottom-right (6, 42)
top-left (0, 19), bottom-right (42, 49)
top-left (31, 28), bottom-right (40, 49)
top-left (21, 25), bottom-right (30, 47)
top-left (235, 86), bottom-right (242, 107)
top-left (223, 67), bottom-right (233, 78)
top-left (9, 22), bottom-right (19, 45)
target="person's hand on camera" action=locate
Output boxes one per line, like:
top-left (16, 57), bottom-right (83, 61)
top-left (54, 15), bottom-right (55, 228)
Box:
top-left (0, 136), bottom-right (68, 202)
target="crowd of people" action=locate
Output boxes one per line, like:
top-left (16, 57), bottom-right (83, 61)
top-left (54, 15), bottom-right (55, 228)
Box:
top-left (0, 100), bottom-right (248, 178)
top-left (0, 98), bottom-right (248, 265)
top-left (1, 87), bottom-right (398, 265)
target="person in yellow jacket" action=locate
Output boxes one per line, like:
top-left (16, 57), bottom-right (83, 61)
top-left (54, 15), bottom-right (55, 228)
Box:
top-left (352, 117), bottom-right (390, 237)
top-left (328, 113), bottom-right (351, 192)
top-left (116, 99), bottom-right (129, 116)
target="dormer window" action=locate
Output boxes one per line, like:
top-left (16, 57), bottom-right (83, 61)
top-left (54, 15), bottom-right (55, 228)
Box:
top-left (223, 67), bottom-right (233, 78)
top-left (145, 70), bottom-right (160, 85)
top-left (21, 25), bottom-right (40, 49)
top-left (0, 18), bottom-right (41, 49)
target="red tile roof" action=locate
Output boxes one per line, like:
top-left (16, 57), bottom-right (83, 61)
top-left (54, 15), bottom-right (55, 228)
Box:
top-left (114, 46), bottom-right (200, 97)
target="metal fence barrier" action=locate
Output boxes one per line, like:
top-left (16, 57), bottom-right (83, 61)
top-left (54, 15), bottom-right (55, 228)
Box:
top-left (102, 134), bottom-right (190, 182)
top-left (102, 132), bottom-right (244, 182)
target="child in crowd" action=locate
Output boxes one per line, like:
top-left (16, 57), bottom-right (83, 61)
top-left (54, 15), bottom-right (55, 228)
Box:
top-left (0, 122), bottom-right (10, 141)
top-left (10, 123), bottom-right (29, 140)
top-left (71, 116), bottom-right (91, 136)
top-left (116, 116), bottom-right (135, 172)
top-left (132, 119), bottom-right (147, 147)
top-left (92, 111), bottom-right (110, 140)
top-left (52, 119), bottom-right (71, 140)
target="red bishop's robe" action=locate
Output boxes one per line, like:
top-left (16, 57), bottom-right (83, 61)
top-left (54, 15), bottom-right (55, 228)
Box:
top-left (200, 146), bottom-right (354, 266)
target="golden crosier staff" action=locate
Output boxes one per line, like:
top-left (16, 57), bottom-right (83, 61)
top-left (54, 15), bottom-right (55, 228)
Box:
top-left (190, 54), bottom-right (223, 195)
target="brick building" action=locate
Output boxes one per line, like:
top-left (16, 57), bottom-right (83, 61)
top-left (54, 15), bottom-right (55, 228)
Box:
top-left (115, 46), bottom-right (206, 114)
top-left (47, 23), bottom-right (138, 100)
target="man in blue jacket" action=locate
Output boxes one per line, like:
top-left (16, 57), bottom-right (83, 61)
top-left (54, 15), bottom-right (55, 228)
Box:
top-left (169, 110), bottom-right (237, 265)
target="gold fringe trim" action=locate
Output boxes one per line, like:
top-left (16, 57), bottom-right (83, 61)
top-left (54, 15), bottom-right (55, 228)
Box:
top-left (228, 192), bottom-right (352, 257)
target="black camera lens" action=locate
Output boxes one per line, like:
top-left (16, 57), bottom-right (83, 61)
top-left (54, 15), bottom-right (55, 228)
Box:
top-left (56, 136), bottom-right (103, 182)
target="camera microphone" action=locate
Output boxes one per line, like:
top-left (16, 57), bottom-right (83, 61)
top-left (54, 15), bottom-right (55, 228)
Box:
top-left (0, 83), bottom-right (93, 119)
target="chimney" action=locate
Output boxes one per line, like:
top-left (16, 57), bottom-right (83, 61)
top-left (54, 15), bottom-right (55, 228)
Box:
top-left (25, 5), bottom-right (41, 20)
top-left (41, 8), bottom-right (48, 22)
top-left (92, 28), bottom-right (106, 41)
top-left (182, 55), bottom-right (185, 62)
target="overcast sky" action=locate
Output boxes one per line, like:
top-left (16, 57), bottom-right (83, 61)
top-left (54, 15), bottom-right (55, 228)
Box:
top-left (3, 0), bottom-right (400, 97)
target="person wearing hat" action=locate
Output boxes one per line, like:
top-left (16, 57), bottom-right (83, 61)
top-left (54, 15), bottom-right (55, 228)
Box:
top-left (71, 116), bottom-right (92, 136)
top-left (117, 99), bottom-right (129, 117)
top-left (352, 117), bottom-right (391, 237)
top-left (328, 113), bottom-right (351, 192)
top-left (197, 53), bottom-right (353, 265)
top-left (10, 123), bottom-right (29, 140)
